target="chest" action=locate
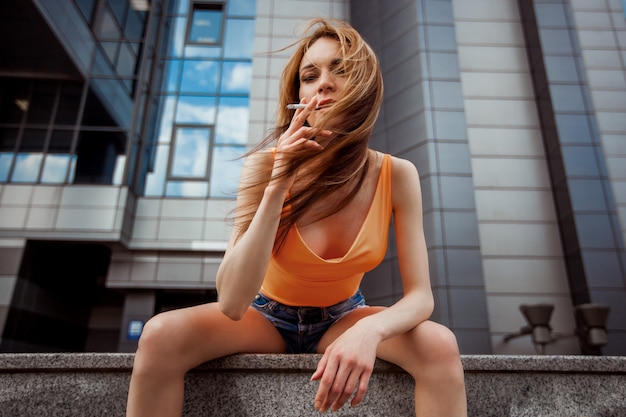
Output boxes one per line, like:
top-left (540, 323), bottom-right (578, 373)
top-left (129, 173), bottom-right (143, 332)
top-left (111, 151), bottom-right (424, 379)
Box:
top-left (296, 173), bottom-right (379, 260)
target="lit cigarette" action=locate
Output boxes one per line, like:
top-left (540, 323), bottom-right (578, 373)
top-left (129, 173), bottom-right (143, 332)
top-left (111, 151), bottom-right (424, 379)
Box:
top-left (286, 103), bottom-right (307, 110)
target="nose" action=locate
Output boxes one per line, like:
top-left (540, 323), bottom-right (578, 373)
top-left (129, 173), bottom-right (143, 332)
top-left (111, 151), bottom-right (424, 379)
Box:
top-left (317, 70), bottom-right (335, 93)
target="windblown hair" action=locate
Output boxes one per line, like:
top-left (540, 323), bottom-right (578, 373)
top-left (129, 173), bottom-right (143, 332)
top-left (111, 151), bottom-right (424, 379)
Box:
top-left (234, 18), bottom-right (384, 252)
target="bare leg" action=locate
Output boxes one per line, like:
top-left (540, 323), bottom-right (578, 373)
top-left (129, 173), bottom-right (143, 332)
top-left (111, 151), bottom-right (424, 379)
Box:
top-left (126, 302), bottom-right (286, 417)
top-left (317, 307), bottom-right (467, 417)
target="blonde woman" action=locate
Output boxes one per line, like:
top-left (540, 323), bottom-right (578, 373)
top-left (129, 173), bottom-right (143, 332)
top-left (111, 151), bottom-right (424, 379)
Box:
top-left (126, 18), bottom-right (467, 416)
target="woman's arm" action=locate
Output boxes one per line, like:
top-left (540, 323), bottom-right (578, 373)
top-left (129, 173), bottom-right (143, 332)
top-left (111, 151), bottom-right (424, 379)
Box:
top-left (353, 155), bottom-right (434, 337)
top-left (216, 99), bottom-right (326, 320)
top-left (312, 156), bottom-right (434, 410)
top-left (215, 151), bottom-right (286, 320)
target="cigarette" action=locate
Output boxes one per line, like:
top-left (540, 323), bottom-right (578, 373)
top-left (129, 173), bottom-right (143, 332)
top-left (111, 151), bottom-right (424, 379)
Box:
top-left (286, 103), bottom-right (307, 110)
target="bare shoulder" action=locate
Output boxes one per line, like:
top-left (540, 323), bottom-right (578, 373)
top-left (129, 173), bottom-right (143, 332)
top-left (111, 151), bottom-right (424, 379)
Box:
top-left (389, 155), bottom-right (420, 188)
top-left (387, 155), bottom-right (421, 209)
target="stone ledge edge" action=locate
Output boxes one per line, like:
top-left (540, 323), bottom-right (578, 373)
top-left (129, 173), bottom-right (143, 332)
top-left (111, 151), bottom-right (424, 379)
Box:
top-left (0, 353), bottom-right (624, 374)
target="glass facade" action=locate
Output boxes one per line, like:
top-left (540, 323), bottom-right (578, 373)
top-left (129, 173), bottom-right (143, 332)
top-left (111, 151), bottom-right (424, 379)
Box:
top-left (0, 0), bottom-right (149, 187)
top-left (142, 0), bottom-right (255, 198)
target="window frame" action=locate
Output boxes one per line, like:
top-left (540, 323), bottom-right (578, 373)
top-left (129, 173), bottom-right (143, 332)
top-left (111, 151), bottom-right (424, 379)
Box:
top-left (186, 1), bottom-right (226, 46)
top-left (167, 123), bottom-right (214, 181)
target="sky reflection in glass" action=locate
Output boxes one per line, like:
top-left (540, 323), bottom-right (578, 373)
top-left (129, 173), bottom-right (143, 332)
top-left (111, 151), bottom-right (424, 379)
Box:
top-left (0, 154), bottom-right (11, 182)
top-left (11, 154), bottom-right (42, 182)
top-left (220, 62), bottom-right (251, 93)
top-left (145, 0), bottom-right (255, 198)
top-left (180, 60), bottom-right (219, 93)
top-left (224, 19), bottom-right (254, 58)
top-left (188, 7), bottom-right (223, 44)
top-left (41, 154), bottom-right (70, 183)
top-left (175, 96), bottom-right (217, 124)
top-left (171, 127), bottom-right (210, 178)
top-left (210, 146), bottom-right (245, 198)
top-left (216, 97), bottom-right (249, 144)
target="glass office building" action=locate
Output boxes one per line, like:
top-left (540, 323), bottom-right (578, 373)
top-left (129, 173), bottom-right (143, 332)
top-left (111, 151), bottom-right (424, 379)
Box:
top-left (0, 0), bottom-right (625, 355)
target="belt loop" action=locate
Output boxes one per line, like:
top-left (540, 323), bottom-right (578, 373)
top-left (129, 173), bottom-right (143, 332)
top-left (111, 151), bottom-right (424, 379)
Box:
top-left (322, 306), bottom-right (330, 321)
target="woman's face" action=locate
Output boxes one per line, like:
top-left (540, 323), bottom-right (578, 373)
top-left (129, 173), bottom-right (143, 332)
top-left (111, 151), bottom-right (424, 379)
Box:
top-left (298, 37), bottom-right (347, 129)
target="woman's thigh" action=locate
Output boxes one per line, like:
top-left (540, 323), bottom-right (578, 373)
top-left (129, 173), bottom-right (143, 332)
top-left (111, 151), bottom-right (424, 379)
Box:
top-left (315, 306), bottom-right (455, 372)
top-left (136, 302), bottom-right (287, 372)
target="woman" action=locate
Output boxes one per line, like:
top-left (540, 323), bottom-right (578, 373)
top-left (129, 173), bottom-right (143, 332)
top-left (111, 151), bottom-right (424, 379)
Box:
top-left (126, 18), bottom-right (467, 416)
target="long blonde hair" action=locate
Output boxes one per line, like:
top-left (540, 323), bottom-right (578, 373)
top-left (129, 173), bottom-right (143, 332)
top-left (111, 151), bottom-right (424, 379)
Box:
top-left (235, 18), bottom-right (384, 252)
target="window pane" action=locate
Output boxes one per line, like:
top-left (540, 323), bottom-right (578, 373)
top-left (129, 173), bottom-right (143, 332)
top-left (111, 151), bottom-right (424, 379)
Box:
top-left (166, 180), bottom-right (208, 197)
top-left (184, 45), bottom-right (222, 58)
top-left (171, 126), bottom-right (210, 178)
top-left (97, 7), bottom-right (122, 40)
top-left (556, 114), bottom-right (592, 144)
top-left (175, 96), bottom-right (217, 123)
top-left (144, 144), bottom-right (168, 196)
top-left (49, 130), bottom-right (74, 153)
top-left (41, 154), bottom-right (70, 183)
top-left (27, 83), bottom-right (57, 124)
top-left (550, 84), bottom-right (585, 113)
top-left (11, 153), bottom-right (43, 182)
top-left (210, 145), bottom-right (244, 198)
top-left (75, 0), bottom-right (96, 23)
top-left (125, 9), bottom-right (146, 40)
top-left (19, 129), bottom-right (47, 152)
top-left (164, 60), bottom-right (181, 91)
top-left (0, 81), bottom-right (29, 124)
top-left (223, 19), bottom-right (254, 58)
top-left (165, 17), bottom-right (187, 57)
top-left (188, 4), bottom-right (223, 44)
top-left (180, 60), bottom-right (219, 93)
top-left (113, 154), bottom-right (126, 185)
top-left (55, 84), bottom-right (82, 125)
top-left (155, 96), bottom-right (176, 143)
top-left (0, 153), bottom-right (12, 181)
top-left (544, 56), bottom-right (579, 83)
top-left (0, 128), bottom-right (19, 151)
top-left (539, 29), bottom-right (573, 55)
top-left (216, 97), bottom-right (248, 144)
top-left (107, 0), bottom-right (128, 28)
top-left (227, 0), bottom-right (256, 16)
top-left (117, 42), bottom-right (137, 77)
top-left (220, 61), bottom-right (251, 93)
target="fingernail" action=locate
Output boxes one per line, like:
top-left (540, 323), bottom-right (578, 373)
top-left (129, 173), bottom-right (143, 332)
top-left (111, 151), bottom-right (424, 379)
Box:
top-left (314, 401), bottom-right (321, 410)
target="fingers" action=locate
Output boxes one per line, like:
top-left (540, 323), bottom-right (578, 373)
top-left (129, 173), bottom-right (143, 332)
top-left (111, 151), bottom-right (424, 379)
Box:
top-left (331, 370), bottom-right (360, 411)
top-left (285, 98), bottom-right (317, 134)
top-left (313, 356), bottom-right (372, 413)
top-left (350, 367), bottom-right (372, 408)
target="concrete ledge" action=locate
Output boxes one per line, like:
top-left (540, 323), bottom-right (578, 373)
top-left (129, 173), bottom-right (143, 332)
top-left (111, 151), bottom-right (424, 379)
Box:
top-left (1, 354), bottom-right (625, 416)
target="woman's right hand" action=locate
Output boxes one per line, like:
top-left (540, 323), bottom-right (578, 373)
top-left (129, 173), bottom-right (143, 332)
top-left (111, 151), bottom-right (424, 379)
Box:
top-left (271, 98), bottom-right (330, 192)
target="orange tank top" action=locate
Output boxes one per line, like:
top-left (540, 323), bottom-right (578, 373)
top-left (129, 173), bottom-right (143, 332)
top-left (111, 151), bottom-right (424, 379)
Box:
top-left (260, 154), bottom-right (393, 307)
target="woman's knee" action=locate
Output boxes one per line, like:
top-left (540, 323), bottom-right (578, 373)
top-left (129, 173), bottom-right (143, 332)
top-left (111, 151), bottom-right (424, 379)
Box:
top-left (407, 321), bottom-right (463, 375)
top-left (134, 312), bottom-right (183, 368)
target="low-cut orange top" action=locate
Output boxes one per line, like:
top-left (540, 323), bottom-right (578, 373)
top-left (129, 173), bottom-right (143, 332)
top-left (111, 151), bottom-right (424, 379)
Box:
top-left (260, 154), bottom-right (393, 307)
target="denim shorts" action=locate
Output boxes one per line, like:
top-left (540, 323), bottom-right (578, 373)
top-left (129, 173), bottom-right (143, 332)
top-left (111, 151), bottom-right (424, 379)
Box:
top-left (251, 289), bottom-right (367, 353)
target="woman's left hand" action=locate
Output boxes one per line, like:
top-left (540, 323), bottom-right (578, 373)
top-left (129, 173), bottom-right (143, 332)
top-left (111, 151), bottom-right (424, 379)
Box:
top-left (311, 323), bottom-right (381, 413)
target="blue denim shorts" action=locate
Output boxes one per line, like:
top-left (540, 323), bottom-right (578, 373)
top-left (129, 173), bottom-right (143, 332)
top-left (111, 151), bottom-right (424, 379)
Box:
top-left (251, 289), bottom-right (367, 353)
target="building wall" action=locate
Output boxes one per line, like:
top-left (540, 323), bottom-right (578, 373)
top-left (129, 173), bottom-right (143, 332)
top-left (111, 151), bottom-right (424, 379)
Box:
top-left (570, 0), bottom-right (626, 354)
top-left (452, 0), bottom-right (578, 354)
top-left (351, 0), bottom-right (493, 353)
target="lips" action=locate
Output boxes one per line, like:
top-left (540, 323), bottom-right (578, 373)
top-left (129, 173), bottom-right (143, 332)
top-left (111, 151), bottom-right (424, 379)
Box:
top-left (315, 98), bottom-right (335, 109)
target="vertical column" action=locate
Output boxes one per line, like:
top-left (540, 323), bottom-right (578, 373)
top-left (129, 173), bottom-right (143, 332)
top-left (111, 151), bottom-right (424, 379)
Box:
top-left (0, 239), bottom-right (25, 349)
top-left (118, 291), bottom-right (156, 352)
top-left (353, 0), bottom-right (491, 353)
